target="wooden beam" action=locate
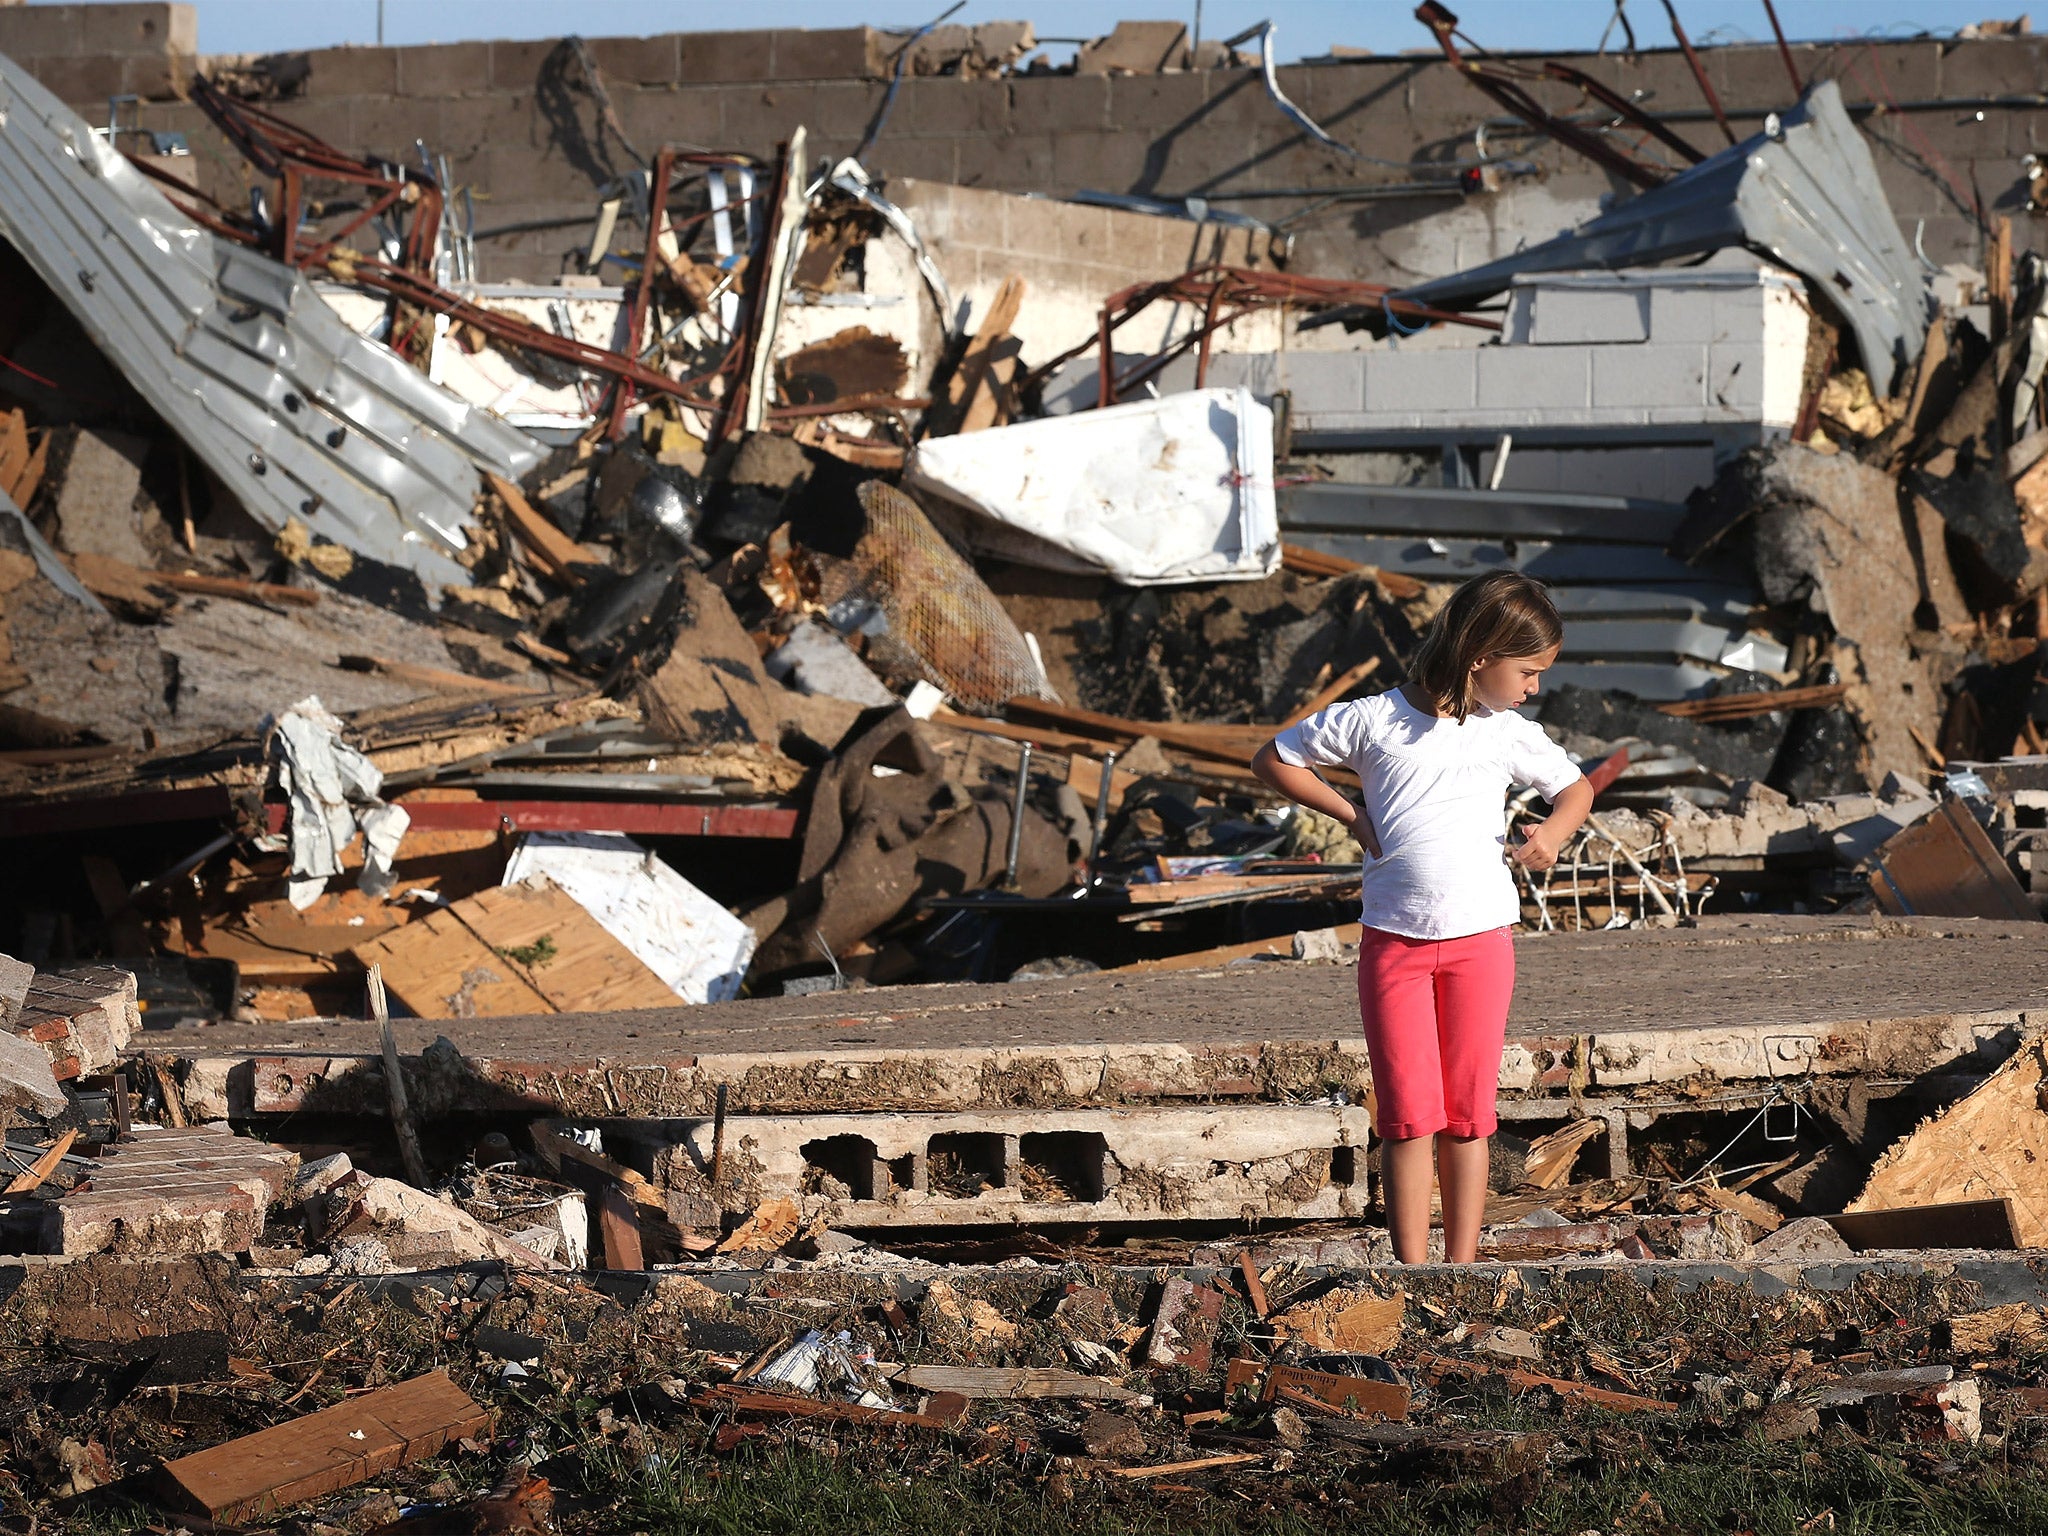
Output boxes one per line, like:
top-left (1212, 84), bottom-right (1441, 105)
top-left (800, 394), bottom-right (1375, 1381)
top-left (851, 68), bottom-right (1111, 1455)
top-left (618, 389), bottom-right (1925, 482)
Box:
top-left (486, 471), bottom-right (590, 586)
top-left (3, 1130), bottom-right (76, 1195)
top-left (156, 1369), bottom-right (491, 1525)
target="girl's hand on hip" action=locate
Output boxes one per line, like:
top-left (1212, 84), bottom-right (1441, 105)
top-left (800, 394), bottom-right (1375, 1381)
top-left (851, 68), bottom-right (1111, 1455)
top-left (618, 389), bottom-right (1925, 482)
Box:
top-left (1508, 825), bottom-right (1562, 872)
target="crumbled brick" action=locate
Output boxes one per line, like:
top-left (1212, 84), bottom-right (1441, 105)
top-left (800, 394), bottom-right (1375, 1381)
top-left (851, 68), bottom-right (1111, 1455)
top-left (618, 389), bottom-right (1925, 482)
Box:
top-left (13, 966), bottom-right (138, 1077)
top-left (47, 1126), bottom-right (299, 1257)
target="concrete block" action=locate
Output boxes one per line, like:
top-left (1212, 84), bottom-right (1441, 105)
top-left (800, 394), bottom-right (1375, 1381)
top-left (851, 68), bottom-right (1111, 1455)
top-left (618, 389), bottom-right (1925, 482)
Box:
top-left (488, 37), bottom-right (558, 92)
top-left (396, 41), bottom-right (491, 99)
top-left (30, 54), bottom-right (129, 107)
top-left (303, 45), bottom-right (398, 97)
top-left (869, 136), bottom-right (957, 186)
top-left (1104, 70), bottom-right (1210, 132)
top-left (1270, 351), bottom-right (1367, 414)
top-left (587, 33), bottom-right (681, 88)
top-left (1710, 343), bottom-right (1782, 419)
top-left (0, 2), bottom-right (188, 60)
top-left (949, 130), bottom-right (1055, 192)
top-left (1646, 284), bottom-right (1726, 344)
top-left (617, 87), bottom-right (727, 154)
top-left (1591, 343), bottom-right (1708, 411)
top-left (1364, 347), bottom-right (1477, 416)
top-left (1938, 36), bottom-right (2046, 100)
top-left (675, 29), bottom-right (780, 86)
top-left (1527, 285), bottom-right (1650, 345)
top-left (1007, 73), bottom-right (1111, 135)
top-left (769, 27), bottom-right (883, 82)
top-left (1479, 344), bottom-right (1587, 411)
top-left (1051, 130), bottom-right (1150, 193)
top-left (435, 92), bottom-right (541, 157)
top-left (1076, 20), bottom-right (1187, 76)
top-left (897, 76), bottom-right (1009, 136)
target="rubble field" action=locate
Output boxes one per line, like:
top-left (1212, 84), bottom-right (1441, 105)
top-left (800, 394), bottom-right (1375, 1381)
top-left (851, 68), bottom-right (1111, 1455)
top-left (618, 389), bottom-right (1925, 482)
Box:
top-left (3, 0), bottom-right (2048, 1528)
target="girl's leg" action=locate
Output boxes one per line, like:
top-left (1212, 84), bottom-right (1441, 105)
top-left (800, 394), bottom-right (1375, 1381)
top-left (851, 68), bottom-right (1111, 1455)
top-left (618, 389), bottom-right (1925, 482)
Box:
top-left (1432, 928), bottom-right (1517, 1263)
top-left (1358, 930), bottom-right (1449, 1265)
top-left (1436, 1134), bottom-right (1491, 1263)
top-left (1381, 1134), bottom-right (1437, 1264)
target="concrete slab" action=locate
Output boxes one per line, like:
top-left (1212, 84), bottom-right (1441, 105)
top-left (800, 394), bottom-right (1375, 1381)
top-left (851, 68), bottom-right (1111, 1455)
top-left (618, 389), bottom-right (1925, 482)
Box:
top-left (165, 916), bottom-right (2048, 1122)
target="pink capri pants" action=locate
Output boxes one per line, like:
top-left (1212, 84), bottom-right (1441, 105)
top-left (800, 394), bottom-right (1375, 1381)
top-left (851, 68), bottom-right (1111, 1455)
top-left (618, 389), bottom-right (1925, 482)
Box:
top-left (1356, 926), bottom-right (1515, 1140)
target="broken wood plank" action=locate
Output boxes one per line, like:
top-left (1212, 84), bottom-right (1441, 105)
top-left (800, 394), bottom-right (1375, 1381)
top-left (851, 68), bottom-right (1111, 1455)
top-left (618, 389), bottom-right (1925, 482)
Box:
top-left (948, 276), bottom-right (1025, 434)
top-left (336, 654), bottom-right (542, 700)
top-left (1418, 1352), bottom-right (1675, 1414)
top-left (3, 1129), bottom-right (76, 1195)
top-left (1655, 682), bottom-right (1848, 721)
top-left (1694, 1182), bottom-right (1786, 1233)
top-left (599, 1183), bottom-right (645, 1270)
top-left (1848, 1037), bottom-right (2048, 1246)
top-left (487, 472), bottom-right (590, 586)
top-left (885, 1366), bottom-right (1140, 1402)
top-left (1269, 1289), bottom-right (1404, 1354)
top-left (1832, 1196), bottom-right (2021, 1252)
top-left (150, 569), bottom-right (321, 607)
top-left (350, 881), bottom-right (675, 1019)
top-left (370, 966), bottom-right (430, 1190)
top-left (1236, 1253), bottom-right (1269, 1319)
top-left (1516, 1119), bottom-right (1607, 1192)
top-left (1111, 1453), bottom-right (1263, 1480)
top-left (694, 1384), bottom-right (950, 1431)
top-left (156, 1368), bottom-right (490, 1525)
top-left (1281, 656), bottom-right (1383, 729)
top-left (1261, 1364), bottom-right (1410, 1421)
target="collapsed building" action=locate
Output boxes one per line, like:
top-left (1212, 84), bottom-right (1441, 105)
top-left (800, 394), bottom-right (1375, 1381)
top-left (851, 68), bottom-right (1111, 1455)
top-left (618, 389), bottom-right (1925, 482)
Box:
top-left (3, 4), bottom-right (2048, 1526)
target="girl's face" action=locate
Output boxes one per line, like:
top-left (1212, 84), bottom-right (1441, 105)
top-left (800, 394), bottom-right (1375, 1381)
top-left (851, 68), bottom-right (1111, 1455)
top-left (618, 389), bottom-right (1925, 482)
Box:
top-left (1471, 645), bottom-right (1560, 712)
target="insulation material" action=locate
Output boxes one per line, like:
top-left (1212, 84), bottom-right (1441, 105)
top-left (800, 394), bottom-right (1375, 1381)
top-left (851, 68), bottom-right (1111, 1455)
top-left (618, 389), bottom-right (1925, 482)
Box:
top-left (850, 481), bottom-right (1055, 713)
top-left (502, 831), bottom-right (754, 1004)
top-left (266, 696), bottom-right (408, 911)
top-left (905, 387), bottom-right (1280, 585)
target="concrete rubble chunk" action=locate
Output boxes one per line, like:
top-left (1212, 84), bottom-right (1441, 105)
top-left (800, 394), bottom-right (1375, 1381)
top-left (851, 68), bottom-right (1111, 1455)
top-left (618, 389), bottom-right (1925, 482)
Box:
top-left (0, 1031), bottom-right (66, 1118)
top-left (1475, 1325), bottom-right (1545, 1364)
top-left (52, 428), bottom-right (156, 566)
top-left (0, 951), bottom-right (31, 1030)
top-left (322, 1170), bottom-right (563, 1270)
top-left (49, 1125), bottom-right (299, 1257)
top-left (1749, 1216), bottom-right (1856, 1263)
top-left (1803, 1365), bottom-right (1982, 1444)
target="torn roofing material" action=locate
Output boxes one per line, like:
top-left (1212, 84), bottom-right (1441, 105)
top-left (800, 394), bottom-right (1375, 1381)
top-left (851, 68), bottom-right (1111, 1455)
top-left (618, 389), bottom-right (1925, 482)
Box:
top-left (1352, 81), bottom-right (1927, 396)
top-left (0, 57), bottom-right (544, 587)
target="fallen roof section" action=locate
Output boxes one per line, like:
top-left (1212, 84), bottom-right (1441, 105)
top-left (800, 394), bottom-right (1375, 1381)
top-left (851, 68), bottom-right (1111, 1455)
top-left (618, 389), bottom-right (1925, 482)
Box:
top-left (1357, 81), bottom-right (1927, 395)
top-left (0, 56), bottom-right (544, 587)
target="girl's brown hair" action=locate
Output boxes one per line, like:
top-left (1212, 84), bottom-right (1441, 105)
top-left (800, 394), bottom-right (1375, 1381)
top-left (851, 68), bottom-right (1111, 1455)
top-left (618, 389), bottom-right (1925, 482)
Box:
top-left (1408, 570), bottom-right (1564, 721)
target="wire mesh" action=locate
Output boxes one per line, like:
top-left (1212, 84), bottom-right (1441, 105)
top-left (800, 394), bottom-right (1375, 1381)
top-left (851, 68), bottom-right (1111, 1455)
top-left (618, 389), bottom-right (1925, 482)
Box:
top-left (851, 480), bottom-right (1056, 714)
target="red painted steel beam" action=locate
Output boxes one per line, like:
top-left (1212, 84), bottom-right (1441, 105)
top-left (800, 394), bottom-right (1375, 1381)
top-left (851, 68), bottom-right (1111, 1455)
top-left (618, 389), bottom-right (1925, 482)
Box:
top-left (0, 787), bottom-right (236, 838)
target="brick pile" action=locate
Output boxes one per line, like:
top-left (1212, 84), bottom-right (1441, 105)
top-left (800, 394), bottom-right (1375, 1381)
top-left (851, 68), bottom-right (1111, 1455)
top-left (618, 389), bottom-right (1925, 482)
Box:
top-left (47, 1125), bottom-right (300, 1257)
top-left (14, 965), bottom-right (139, 1080)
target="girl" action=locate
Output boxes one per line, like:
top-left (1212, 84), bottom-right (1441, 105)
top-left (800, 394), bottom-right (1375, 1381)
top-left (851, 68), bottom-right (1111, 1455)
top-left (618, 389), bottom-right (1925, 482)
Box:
top-left (1252, 570), bottom-right (1593, 1263)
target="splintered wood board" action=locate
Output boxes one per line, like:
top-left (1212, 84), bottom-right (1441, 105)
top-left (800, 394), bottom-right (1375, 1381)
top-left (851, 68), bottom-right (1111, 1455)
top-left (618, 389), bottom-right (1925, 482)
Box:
top-left (157, 1368), bottom-right (490, 1524)
top-left (457, 881), bottom-right (678, 1011)
top-left (350, 880), bottom-right (676, 1017)
top-left (1848, 1041), bottom-right (2048, 1248)
top-left (351, 902), bottom-right (552, 1019)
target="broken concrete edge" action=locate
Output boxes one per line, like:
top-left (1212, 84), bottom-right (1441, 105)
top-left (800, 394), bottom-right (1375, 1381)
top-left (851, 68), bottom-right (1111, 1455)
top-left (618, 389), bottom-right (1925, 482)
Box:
top-left (159, 1000), bottom-right (2038, 1120)
top-left (4, 1253), bottom-right (2045, 1301)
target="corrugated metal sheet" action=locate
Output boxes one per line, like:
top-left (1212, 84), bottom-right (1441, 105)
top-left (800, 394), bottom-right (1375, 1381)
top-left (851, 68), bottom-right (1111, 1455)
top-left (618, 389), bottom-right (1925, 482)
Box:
top-left (1279, 480), bottom-right (1780, 699)
top-left (1382, 81), bottom-right (1926, 395)
top-left (0, 57), bottom-right (543, 587)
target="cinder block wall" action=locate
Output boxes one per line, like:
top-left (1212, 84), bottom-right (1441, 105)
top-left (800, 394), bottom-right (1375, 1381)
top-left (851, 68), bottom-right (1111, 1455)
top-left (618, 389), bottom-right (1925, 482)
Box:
top-left (3, 7), bottom-right (2037, 293)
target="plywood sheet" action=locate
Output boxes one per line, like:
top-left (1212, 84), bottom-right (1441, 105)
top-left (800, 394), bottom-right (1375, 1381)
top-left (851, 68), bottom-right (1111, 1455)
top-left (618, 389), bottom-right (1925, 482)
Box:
top-left (350, 903), bottom-right (551, 1019)
top-left (1848, 1041), bottom-right (2048, 1248)
top-left (457, 880), bottom-right (678, 1012)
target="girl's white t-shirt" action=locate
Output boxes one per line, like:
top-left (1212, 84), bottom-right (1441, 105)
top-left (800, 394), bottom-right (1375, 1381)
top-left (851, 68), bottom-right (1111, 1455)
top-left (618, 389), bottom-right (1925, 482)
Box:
top-left (1271, 686), bottom-right (1584, 941)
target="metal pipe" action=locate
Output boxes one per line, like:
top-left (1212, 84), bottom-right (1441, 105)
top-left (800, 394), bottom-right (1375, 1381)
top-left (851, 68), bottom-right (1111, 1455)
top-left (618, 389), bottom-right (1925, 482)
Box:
top-left (1087, 750), bottom-right (1118, 881)
top-left (1760, 0), bottom-right (1803, 96)
top-left (1658, 0), bottom-right (1738, 145)
top-left (1004, 741), bottom-right (1034, 888)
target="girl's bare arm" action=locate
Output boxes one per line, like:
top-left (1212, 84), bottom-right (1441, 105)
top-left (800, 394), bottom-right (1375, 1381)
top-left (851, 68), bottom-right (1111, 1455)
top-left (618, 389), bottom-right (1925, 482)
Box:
top-left (1508, 776), bottom-right (1594, 872)
top-left (1250, 741), bottom-right (1382, 858)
